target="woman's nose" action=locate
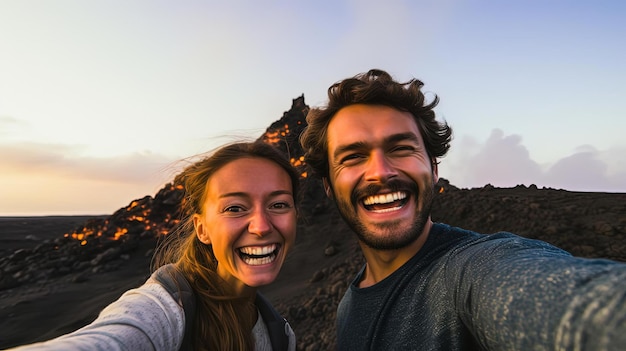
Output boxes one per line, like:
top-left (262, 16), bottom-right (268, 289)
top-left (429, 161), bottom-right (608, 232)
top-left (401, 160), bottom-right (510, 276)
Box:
top-left (248, 210), bottom-right (272, 237)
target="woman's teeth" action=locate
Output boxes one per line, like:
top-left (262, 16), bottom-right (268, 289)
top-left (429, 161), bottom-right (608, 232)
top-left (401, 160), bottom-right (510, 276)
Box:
top-left (238, 244), bottom-right (279, 266)
top-left (239, 244), bottom-right (277, 255)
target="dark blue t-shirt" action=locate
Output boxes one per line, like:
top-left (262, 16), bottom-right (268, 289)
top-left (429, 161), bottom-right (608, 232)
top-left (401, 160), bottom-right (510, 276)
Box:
top-left (336, 223), bottom-right (626, 350)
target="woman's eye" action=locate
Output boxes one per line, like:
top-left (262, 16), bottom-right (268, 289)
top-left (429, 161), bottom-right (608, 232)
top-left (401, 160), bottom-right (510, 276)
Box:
top-left (224, 205), bottom-right (245, 213)
top-left (271, 202), bottom-right (292, 210)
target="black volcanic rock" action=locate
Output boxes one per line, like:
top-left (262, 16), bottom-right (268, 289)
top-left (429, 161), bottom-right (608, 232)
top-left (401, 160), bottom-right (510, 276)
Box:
top-left (260, 95), bottom-right (309, 168)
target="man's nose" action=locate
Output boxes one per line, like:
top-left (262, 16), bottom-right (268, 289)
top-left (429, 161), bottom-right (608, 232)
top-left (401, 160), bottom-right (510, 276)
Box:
top-left (248, 209), bottom-right (272, 237)
top-left (364, 151), bottom-right (397, 183)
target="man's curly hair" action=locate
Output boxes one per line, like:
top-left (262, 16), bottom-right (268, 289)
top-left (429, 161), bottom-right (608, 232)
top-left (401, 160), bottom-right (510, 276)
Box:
top-left (300, 69), bottom-right (453, 179)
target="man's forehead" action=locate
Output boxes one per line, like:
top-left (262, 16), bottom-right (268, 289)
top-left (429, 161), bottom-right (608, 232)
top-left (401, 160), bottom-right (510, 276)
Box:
top-left (326, 106), bottom-right (422, 151)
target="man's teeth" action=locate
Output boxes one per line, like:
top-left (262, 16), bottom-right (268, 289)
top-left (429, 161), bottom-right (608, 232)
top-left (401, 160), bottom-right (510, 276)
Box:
top-left (363, 191), bottom-right (407, 206)
top-left (238, 244), bottom-right (279, 266)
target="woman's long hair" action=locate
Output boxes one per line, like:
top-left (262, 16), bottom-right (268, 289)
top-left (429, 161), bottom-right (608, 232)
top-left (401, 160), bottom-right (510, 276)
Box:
top-left (152, 141), bottom-right (300, 350)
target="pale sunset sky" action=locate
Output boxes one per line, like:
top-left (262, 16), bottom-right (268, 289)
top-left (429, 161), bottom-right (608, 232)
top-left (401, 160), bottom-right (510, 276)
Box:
top-left (1, 0), bottom-right (625, 216)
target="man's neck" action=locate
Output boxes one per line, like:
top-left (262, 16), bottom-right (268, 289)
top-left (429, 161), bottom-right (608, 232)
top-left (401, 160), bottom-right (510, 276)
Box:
top-left (358, 220), bottom-right (432, 288)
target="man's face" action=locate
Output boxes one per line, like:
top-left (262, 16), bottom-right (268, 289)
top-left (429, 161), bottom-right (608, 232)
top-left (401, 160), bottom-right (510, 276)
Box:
top-left (325, 104), bottom-right (437, 250)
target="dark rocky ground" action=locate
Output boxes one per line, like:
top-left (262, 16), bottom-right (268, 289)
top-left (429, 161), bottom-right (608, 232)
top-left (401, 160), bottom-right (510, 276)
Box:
top-left (1, 179), bottom-right (625, 350)
top-left (2, 97), bottom-right (625, 350)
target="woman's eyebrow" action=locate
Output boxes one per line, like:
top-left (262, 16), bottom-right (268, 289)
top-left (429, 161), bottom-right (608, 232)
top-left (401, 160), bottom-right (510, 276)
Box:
top-left (219, 192), bottom-right (248, 199)
top-left (269, 190), bottom-right (293, 197)
top-left (219, 190), bottom-right (293, 199)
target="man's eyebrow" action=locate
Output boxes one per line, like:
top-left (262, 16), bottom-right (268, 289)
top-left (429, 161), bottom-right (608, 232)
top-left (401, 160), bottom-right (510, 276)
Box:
top-left (332, 132), bottom-right (421, 159)
top-left (332, 141), bottom-right (369, 160)
top-left (385, 132), bottom-right (421, 145)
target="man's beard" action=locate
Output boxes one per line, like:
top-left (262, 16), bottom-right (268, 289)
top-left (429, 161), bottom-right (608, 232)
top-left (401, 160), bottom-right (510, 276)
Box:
top-left (333, 178), bottom-right (435, 251)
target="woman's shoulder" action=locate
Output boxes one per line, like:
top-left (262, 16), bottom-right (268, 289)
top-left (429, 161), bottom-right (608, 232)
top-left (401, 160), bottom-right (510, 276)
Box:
top-left (255, 293), bottom-right (296, 351)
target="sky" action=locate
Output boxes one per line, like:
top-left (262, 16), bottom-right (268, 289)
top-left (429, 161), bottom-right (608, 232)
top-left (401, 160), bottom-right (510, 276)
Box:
top-left (1, 0), bottom-right (625, 216)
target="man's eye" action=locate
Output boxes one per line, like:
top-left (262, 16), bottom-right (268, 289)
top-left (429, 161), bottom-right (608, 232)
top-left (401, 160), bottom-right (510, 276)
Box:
top-left (392, 145), bottom-right (415, 152)
top-left (340, 154), bottom-right (363, 163)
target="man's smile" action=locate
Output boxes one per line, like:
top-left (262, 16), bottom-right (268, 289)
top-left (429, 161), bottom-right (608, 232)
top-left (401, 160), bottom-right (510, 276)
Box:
top-left (361, 191), bottom-right (410, 213)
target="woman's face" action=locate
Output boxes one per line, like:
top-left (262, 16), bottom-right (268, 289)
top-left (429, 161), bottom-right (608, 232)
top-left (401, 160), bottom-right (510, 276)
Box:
top-left (193, 157), bottom-right (296, 296)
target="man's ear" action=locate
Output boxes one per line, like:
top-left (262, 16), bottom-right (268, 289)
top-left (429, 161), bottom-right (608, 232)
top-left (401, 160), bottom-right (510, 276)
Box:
top-left (431, 159), bottom-right (439, 184)
top-left (193, 214), bottom-right (211, 245)
top-left (322, 177), bottom-right (334, 199)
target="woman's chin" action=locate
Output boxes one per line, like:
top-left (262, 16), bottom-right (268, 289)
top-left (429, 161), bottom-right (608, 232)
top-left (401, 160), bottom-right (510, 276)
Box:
top-left (244, 273), bottom-right (280, 288)
top-left (238, 253), bottom-right (285, 287)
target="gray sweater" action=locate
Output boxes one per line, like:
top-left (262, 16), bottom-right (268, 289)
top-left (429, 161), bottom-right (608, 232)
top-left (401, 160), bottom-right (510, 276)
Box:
top-left (337, 223), bottom-right (626, 350)
top-left (9, 272), bottom-right (296, 350)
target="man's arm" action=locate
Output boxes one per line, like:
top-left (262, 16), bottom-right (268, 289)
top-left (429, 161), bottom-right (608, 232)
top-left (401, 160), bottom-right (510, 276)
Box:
top-left (451, 233), bottom-right (626, 350)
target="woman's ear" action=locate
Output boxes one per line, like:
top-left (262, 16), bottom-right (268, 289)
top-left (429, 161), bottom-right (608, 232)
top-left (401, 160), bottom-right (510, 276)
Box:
top-left (193, 214), bottom-right (211, 245)
top-left (322, 177), bottom-right (334, 199)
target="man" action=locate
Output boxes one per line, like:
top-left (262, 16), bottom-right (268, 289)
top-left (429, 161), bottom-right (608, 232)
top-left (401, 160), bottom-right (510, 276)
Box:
top-left (300, 69), bottom-right (626, 350)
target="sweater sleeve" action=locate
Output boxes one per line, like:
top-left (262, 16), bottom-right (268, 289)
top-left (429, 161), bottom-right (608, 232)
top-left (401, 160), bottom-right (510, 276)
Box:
top-left (7, 278), bottom-right (185, 351)
top-left (451, 232), bottom-right (626, 351)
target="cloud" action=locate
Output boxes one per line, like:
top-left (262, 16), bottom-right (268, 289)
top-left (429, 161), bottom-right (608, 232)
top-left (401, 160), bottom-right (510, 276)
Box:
top-left (0, 141), bottom-right (179, 183)
top-left (543, 145), bottom-right (626, 192)
top-left (0, 140), bottom-right (182, 215)
top-left (442, 129), bottom-right (543, 187)
top-left (440, 129), bottom-right (626, 192)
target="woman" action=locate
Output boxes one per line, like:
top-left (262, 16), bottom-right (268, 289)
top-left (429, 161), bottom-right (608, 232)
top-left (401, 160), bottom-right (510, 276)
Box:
top-left (10, 141), bottom-right (298, 351)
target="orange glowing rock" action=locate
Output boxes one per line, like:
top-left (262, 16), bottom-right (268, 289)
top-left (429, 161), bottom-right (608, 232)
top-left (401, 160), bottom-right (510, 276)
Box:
top-left (113, 228), bottom-right (128, 240)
